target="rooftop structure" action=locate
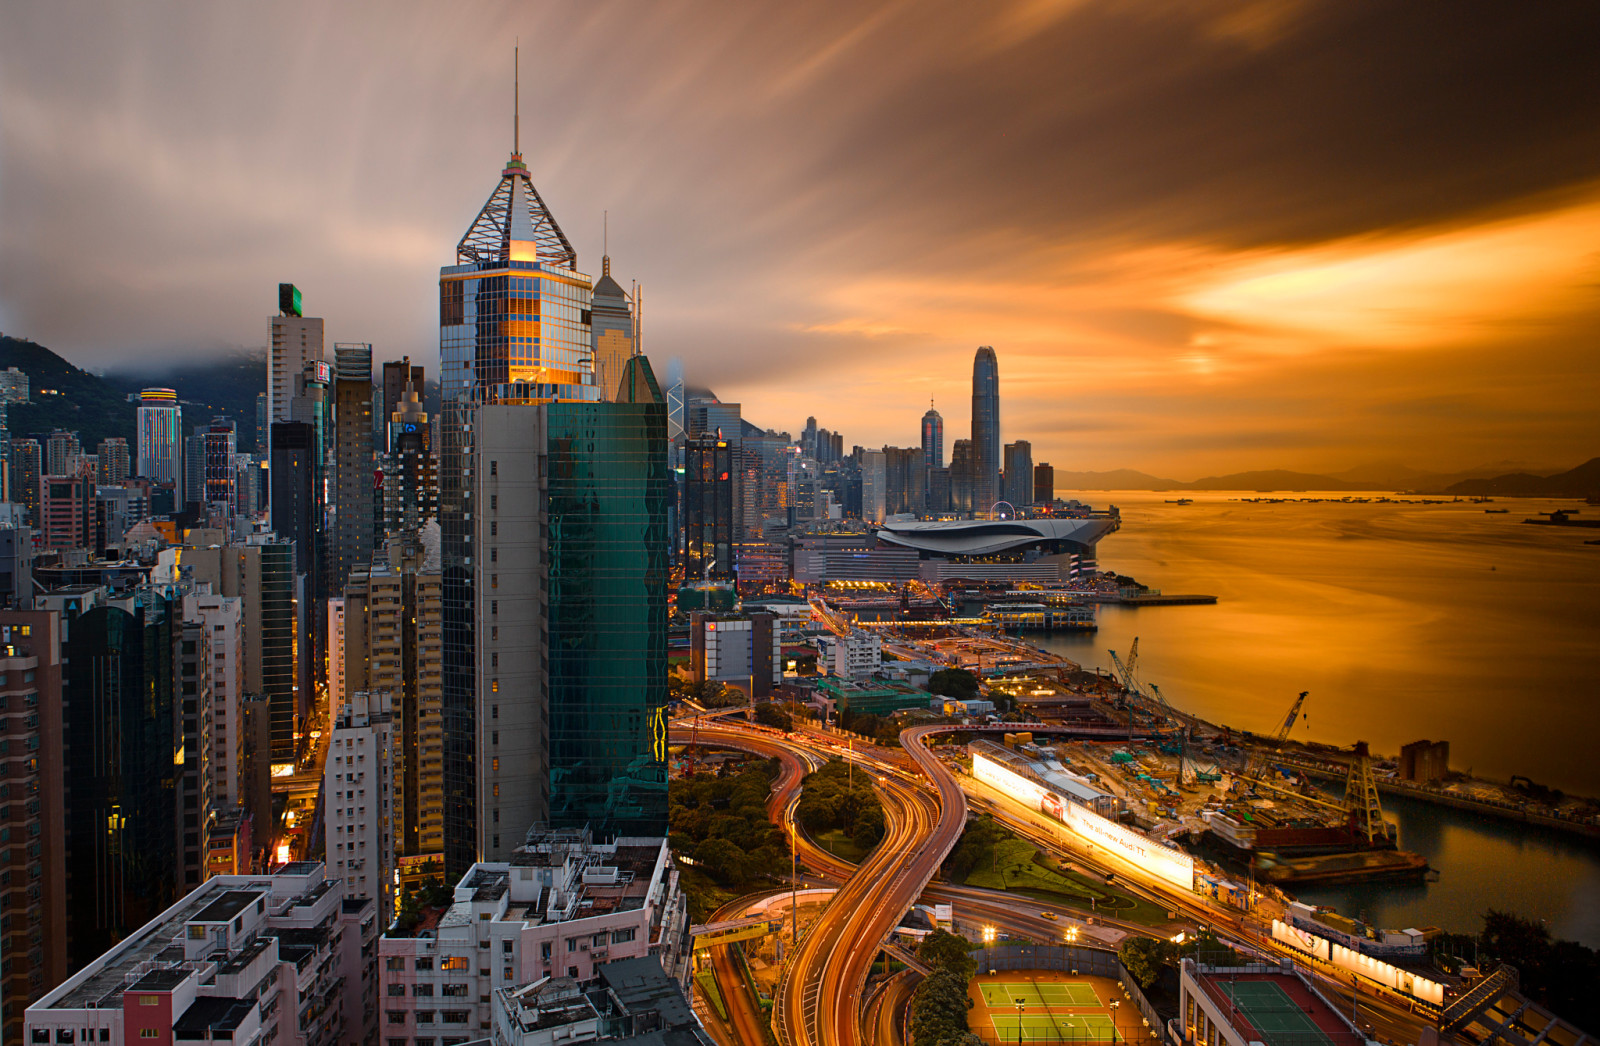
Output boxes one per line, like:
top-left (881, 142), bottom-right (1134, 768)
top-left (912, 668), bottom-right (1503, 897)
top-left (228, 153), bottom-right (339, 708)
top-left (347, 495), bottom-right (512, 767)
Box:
top-left (27, 862), bottom-right (376, 1046)
top-left (1178, 958), bottom-right (1368, 1046)
top-left (379, 830), bottom-right (691, 1038)
top-left (875, 515), bottom-right (1118, 583)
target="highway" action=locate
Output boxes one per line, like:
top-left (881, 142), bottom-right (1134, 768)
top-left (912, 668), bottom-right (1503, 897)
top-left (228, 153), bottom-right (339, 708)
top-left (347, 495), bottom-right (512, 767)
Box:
top-left (673, 716), bottom-right (1432, 1046)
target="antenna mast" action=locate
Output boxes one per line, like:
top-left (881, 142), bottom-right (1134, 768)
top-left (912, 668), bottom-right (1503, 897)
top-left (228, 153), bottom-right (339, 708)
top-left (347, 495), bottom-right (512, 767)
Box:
top-left (514, 41), bottom-right (520, 154)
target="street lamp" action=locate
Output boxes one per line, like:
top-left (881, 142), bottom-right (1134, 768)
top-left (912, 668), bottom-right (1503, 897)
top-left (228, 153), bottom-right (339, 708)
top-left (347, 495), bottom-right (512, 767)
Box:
top-left (1015, 1000), bottom-right (1025, 1046)
top-left (1110, 1000), bottom-right (1121, 1044)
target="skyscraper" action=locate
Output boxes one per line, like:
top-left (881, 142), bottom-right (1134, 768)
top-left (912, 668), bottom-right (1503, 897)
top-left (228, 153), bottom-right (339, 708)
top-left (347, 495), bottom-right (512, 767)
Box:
top-left (381, 381), bottom-right (437, 542)
top-left (438, 73), bottom-right (597, 873)
top-left (199, 416), bottom-right (237, 508)
top-left (268, 283), bottom-right (324, 463)
top-left (44, 430), bottom-right (80, 478)
top-left (683, 435), bottom-right (736, 582)
top-left (380, 356), bottom-right (426, 453)
top-left (949, 438), bottom-right (974, 515)
top-left (590, 252), bottom-right (636, 401)
top-left (331, 342), bottom-right (376, 591)
top-left (971, 346), bottom-right (1000, 515)
top-left (1003, 439), bottom-right (1032, 509)
top-left (10, 439), bottom-right (40, 527)
top-left (1034, 462), bottom-right (1054, 506)
top-left (136, 387), bottom-right (182, 495)
top-left (921, 403), bottom-right (944, 470)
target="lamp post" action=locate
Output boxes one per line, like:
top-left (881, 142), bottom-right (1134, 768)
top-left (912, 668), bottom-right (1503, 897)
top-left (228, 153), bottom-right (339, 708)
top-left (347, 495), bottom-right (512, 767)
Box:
top-left (1110, 1000), bottom-right (1120, 1043)
top-left (1016, 1000), bottom-right (1025, 1046)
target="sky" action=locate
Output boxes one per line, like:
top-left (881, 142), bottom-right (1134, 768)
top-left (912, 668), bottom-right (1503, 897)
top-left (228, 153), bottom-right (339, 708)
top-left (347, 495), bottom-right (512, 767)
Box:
top-left (2, 0), bottom-right (1598, 478)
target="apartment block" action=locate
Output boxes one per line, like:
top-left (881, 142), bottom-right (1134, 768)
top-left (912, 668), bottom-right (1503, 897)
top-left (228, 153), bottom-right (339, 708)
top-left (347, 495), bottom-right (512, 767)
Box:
top-left (27, 861), bottom-right (376, 1046)
top-left (323, 690), bottom-right (396, 917)
top-left (377, 830), bottom-right (691, 1044)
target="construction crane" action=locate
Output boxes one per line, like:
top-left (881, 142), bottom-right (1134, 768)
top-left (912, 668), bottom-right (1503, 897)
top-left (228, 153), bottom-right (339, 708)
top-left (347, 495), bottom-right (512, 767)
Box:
top-left (1107, 637), bottom-right (1142, 701)
top-left (1238, 691), bottom-right (1310, 787)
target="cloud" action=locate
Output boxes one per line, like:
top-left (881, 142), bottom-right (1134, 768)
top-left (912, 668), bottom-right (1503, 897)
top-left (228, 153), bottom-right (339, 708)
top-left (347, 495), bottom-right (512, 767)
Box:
top-left (2, 0), bottom-right (1599, 474)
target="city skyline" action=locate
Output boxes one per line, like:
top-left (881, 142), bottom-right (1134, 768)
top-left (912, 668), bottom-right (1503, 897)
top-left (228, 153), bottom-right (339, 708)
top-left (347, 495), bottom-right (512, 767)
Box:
top-left (4, 2), bottom-right (1599, 476)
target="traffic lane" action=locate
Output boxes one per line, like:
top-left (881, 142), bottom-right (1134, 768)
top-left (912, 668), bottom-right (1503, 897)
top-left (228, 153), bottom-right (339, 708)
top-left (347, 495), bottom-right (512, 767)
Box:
top-left (710, 942), bottom-right (770, 1046)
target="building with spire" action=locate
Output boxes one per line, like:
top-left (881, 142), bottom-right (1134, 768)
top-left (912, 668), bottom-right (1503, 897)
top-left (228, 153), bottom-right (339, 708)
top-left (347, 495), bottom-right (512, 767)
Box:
top-left (439, 54), bottom-right (667, 876)
top-left (971, 346), bottom-right (1001, 516)
top-left (590, 221), bottom-right (637, 402)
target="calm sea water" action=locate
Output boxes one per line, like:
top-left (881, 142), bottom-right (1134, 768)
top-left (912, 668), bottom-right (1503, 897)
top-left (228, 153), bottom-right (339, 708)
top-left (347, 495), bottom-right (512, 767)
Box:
top-left (1032, 490), bottom-right (1600, 946)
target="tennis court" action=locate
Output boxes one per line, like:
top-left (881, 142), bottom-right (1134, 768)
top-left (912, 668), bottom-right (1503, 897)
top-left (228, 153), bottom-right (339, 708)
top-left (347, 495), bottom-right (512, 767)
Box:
top-left (991, 1013), bottom-right (1119, 1042)
top-left (979, 981), bottom-right (1101, 1009)
top-left (1217, 980), bottom-right (1337, 1046)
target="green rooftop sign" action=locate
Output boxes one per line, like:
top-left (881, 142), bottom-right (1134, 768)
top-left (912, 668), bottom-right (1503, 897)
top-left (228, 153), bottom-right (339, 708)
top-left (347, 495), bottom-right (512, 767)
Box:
top-left (278, 283), bottom-right (303, 317)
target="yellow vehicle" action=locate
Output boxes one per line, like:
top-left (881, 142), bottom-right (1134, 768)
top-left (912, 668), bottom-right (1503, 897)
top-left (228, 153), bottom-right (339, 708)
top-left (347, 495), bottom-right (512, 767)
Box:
top-left (1041, 911), bottom-right (1058, 921)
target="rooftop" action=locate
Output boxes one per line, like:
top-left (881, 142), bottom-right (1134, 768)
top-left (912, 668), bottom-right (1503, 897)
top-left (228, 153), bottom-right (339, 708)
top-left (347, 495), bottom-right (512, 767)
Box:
top-left (171, 995), bottom-right (256, 1036)
top-left (193, 889), bottom-right (265, 924)
top-left (1189, 964), bottom-right (1362, 1046)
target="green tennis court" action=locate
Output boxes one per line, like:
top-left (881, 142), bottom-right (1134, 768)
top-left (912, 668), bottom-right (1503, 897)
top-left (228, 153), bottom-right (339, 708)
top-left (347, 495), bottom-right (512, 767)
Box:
top-left (1217, 981), bottom-right (1336, 1046)
top-left (979, 981), bottom-right (1101, 1009)
top-left (991, 1014), bottom-right (1119, 1042)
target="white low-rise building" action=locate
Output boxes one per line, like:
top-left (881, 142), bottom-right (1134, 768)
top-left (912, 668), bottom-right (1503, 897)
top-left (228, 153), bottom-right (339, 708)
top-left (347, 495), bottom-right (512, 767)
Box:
top-left (378, 829), bottom-right (691, 1043)
top-left (26, 862), bottom-right (377, 1046)
top-left (814, 629), bottom-right (881, 679)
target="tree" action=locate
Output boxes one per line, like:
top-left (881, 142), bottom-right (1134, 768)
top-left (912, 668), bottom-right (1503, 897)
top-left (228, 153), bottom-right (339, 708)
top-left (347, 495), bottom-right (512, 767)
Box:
top-left (910, 968), bottom-right (982, 1046)
top-left (918, 930), bottom-right (977, 979)
top-left (1481, 910), bottom-right (1600, 1033)
top-left (1119, 937), bottom-right (1175, 989)
top-left (753, 701), bottom-right (793, 731)
top-left (928, 668), bottom-right (981, 701)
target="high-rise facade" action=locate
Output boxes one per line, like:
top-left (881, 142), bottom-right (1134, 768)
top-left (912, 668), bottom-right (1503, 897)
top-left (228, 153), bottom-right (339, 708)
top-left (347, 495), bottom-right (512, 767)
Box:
top-left (95, 436), bottom-right (130, 486)
top-left (921, 404), bottom-right (944, 470)
top-left (44, 431), bottom-right (80, 478)
top-left (682, 436), bottom-right (736, 582)
top-left (343, 546), bottom-right (444, 873)
top-left (382, 382), bottom-right (437, 542)
top-left (135, 386), bottom-right (180, 493)
top-left (1003, 439), bottom-right (1033, 509)
top-left (331, 342), bottom-right (376, 591)
top-left (62, 591), bottom-right (182, 971)
top-left (9, 439), bottom-right (39, 527)
top-left (1034, 462), bottom-right (1054, 505)
top-left (381, 356), bottom-right (426, 453)
top-left (200, 416), bottom-right (237, 508)
top-left (949, 438), bottom-right (974, 515)
top-left (323, 689), bottom-right (396, 915)
top-left (0, 611), bottom-right (67, 1041)
top-left (267, 283), bottom-right (324, 463)
top-left (971, 346), bottom-right (1000, 515)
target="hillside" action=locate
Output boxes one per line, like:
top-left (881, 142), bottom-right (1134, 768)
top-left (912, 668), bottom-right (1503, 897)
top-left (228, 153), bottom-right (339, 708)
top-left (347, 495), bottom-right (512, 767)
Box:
top-left (0, 336), bottom-right (270, 454)
top-left (0, 335), bottom-right (138, 450)
top-left (1445, 458), bottom-right (1600, 497)
top-left (1052, 468), bottom-right (1184, 490)
top-left (105, 352), bottom-right (267, 453)
top-left (1181, 469), bottom-right (1375, 492)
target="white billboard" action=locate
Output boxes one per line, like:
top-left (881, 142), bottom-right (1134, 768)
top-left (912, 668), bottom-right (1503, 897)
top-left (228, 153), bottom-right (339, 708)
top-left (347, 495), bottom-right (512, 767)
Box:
top-left (1273, 920), bottom-right (1445, 1006)
top-left (973, 752), bottom-right (1195, 889)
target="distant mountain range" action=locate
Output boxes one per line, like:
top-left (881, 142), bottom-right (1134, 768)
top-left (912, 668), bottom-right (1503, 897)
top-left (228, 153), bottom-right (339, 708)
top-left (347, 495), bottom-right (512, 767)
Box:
top-left (1046, 460), bottom-right (1599, 495)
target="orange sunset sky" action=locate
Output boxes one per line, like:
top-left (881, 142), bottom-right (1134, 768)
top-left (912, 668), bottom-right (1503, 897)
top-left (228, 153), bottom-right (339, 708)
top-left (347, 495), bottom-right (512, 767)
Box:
top-left (2, 1), bottom-right (1597, 477)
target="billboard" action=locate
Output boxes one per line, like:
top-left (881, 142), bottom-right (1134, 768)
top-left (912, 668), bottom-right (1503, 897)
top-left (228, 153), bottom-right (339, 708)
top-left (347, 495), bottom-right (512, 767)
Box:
top-left (1272, 920), bottom-right (1445, 1006)
top-left (973, 751), bottom-right (1195, 889)
top-left (279, 282), bottom-right (303, 317)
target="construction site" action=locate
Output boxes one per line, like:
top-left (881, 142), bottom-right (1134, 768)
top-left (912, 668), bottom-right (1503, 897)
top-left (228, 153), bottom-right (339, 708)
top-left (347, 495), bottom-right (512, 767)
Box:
top-left (949, 635), bottom-right (1433, 888)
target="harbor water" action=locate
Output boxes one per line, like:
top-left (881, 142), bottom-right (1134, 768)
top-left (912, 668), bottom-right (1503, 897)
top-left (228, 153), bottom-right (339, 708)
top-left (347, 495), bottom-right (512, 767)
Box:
top-left (1032, 490), bottom-right (1600, 946)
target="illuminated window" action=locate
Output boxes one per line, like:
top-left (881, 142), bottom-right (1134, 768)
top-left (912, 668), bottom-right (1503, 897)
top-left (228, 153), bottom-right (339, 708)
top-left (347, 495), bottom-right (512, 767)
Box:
top-left (440, 956), bottom-right (469, 971)
top-left (491, 758), bottom-right (499, 772)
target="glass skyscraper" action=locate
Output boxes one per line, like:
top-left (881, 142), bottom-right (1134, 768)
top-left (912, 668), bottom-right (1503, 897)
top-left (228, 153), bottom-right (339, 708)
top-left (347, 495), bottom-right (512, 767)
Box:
top-left (545, 356), bottom-right (669, 835)
top-left (971, 346), bottom-right (1001, 515)
top-left (440, 111), bottom-right (665, 872)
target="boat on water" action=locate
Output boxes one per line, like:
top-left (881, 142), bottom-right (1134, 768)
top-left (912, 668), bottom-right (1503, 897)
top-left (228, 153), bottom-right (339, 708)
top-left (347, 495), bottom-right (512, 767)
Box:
top-left (1165, 498), bottom-right (1193, 505)
top-left (1484, 508), bottom-right (1509, 513)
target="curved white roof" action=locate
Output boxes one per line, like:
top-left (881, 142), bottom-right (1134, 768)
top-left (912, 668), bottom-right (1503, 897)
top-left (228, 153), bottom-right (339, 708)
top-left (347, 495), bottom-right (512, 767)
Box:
top-left (876, 517), bottom-right (1117, 556)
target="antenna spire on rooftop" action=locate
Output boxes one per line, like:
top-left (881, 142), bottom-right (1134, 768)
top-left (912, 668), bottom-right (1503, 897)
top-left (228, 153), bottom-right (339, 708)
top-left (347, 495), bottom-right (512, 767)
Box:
top-left (514, 41), bottom-right (520, 155)
top-left (603, 210), bottom-right (610, 276)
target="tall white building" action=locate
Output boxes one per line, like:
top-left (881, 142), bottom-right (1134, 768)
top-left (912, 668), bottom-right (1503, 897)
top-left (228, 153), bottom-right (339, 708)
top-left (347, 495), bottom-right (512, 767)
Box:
top-left (816, 629), bottom-right (882, 679)
top-left (268, 284), bottom-right (324, 454)
top-left (324, 689), bottom-right (396, 916)
top-left (183, 589), bottom-right (245, 810)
